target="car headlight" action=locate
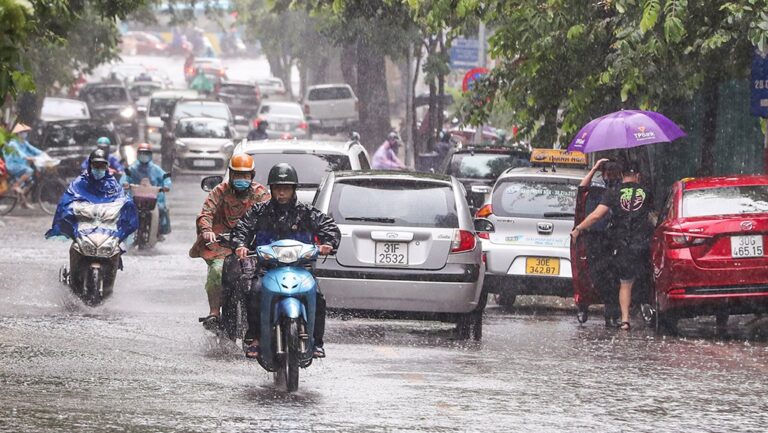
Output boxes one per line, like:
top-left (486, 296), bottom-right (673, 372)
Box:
top-left (120, 106), bottom-right (136, 119)
top-left (147, 127), bottom-right (158, 134)
top-left (273, 246), bottom-right (302, 264)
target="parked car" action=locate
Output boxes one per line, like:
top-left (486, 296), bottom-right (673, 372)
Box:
top-left (441, 143), bottom-right (531, 213)
top-left (476, 154), bottom-right (588, 308)
top-left (120, 31), bottom-right (167, 56)
top-left (257, 101), bottom-right (309, 139)
top-left (78, 82), bottom-right (139, 144)
top-left (312, 171), bottom-right (486, 339)
top-left (33, 119), bottom-right (122, 178)
top-left (220, 139), bottom-right (370, 202)
top-left (256, 77), bottom-right (287, 99)
top-left (127, 80), bottom-right (164, 116)
top-left (173, 117), bottom-right (236, 173)
top-left (215, 80), bottom-right (260, 123)
top-left (301, 84), bottom-right (358, 135)
top-left (145, 89), bottom-right (200, 149)
top-left (39, 97), bottom-right (90, 122)
top-left (647, 175), bottom-right (768, 331)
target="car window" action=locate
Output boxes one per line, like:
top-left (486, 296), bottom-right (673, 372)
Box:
top-left (357, 151), bottom-right (370, 170)
top-left (308, 87), bottom-right (353, 101)
top-left (82, 87), bottom-right (130, 104)
top-left (40, 123), bottom-right (117, 150)
top-left (174, 103), bottom-right (230, 120)
top-left (250, 153), bottom-right (352, 186)
top-left (260, 104), bottom-right (303, 116)
top-left (682, 186), bottom-right (768, 217)
top-left (129, 84), bottom-right (161, 99)
top-left (493, 178), bottom-right (579, 219)
top-left (175, 119), bottom-right (231, 139)
top-left (148, 98), bottom-right (177, 117)
top-left (41, 99), bottom-right (89, 120)
top-left (329, 179), bottom-right (459, 228)
top-left (448, 153), bottom-right (530, 179)
top-left (219, 84), bottom-right (255, 96)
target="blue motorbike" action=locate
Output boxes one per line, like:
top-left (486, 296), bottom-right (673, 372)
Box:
top-left (252, 239), bottom-right (319, 392)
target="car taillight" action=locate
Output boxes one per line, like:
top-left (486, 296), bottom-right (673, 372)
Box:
top-left (303, 104), bottom-right (310, 115)
top-left (664, 231), bottom-right (712, 249)
top-left (298, 121), bottom-right (308, 130)
top-left (451, 229), bottom-right (476, 253)
top-left (475, 204), bottom-right (493, 218)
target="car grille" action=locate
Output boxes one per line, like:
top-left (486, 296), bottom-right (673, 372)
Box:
top-left (684, 284), bottom-right (768, 296)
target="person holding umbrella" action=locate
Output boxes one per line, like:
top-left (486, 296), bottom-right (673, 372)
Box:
top-left (570, 161), bottom-right (655, 331)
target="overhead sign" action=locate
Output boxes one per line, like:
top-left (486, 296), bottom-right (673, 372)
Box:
top-left (751, 50), bottom-right (768, 117)
top-left (530, 149), bottom-right (587, 166)
top-left (462, 67), bottom-right (489, 93)
top-left (450, 38), bottom-right (480, 69)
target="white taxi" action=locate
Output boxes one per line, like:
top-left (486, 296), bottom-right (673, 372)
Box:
top-left (474, 149), bottom-right (588, 307)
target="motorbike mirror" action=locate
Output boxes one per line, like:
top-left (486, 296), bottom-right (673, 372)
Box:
top-left (200, 175), bottom-right (223, 192)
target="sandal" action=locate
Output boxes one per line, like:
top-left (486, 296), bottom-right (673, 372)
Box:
top-left (313, 346), bottom-right (325, 359)
top-left (245, 342), bottom-right (261, 359)
top-left (619, 321), bottom-right (631, 331)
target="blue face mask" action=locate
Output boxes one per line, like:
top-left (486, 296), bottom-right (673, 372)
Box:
top-left (92, 169), bottom-right (107, 180)
top-left (138, 154), bottom-right (152, 164)
top-left (232, 179), bottom-right (251, 191)
top-left (18, 132), bottom-right (29, 141)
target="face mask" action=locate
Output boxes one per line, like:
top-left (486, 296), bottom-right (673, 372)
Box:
top-left (92, 169), bottom-right (107, 180)
top-left (18, 132), bottom-right (28, 140)
top-left (138, 154), bottom-right (152, 164)
top-left (232, 179), bottom-right (251, 191)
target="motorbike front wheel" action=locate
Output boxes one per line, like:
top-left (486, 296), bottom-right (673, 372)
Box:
top-left (84, 266), bottom-right (103, 306)
top-left (275, 318), bottom-right (301, 392)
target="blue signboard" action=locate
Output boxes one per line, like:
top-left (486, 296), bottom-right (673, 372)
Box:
top-left (450, 38), bottom-right (480, 69)
top-left (751, 50), bottom-right (768, 117)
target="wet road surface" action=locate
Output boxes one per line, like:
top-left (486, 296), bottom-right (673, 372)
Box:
top-left (1, 174), bottom-right (768, 432)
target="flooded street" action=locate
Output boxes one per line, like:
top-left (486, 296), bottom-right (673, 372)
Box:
top-left (0, 175), bottom-right (766, 432)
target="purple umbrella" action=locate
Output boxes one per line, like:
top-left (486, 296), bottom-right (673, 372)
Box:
top-left (567, 110), bottom-right (686, 153)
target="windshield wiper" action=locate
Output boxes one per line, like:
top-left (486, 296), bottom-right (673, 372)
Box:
top-left (345, 217), bottom-right (396, 223)
top-left (543, 212), bottom-right (575, 218)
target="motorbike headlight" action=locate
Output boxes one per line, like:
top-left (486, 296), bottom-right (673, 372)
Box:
top-left (120, 106), bottom-right (136, 119)
top-left (273, 246), bottom-right (302, 264)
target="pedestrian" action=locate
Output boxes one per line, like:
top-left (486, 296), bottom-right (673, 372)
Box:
top-left (577, 158), bottom-right (624, 327)
top-left (570, 161), bottom-right (655, 331)
top-left (371, 132), bottom-right (406, 170)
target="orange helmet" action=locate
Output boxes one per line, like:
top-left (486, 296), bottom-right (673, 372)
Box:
top-left (137, 142), bottom-right (152, 153)
top-left (229, 153), bottom-right (255, 172)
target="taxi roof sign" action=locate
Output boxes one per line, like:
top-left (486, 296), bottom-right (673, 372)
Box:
top-left (530, 149), bottom-right (587, 166)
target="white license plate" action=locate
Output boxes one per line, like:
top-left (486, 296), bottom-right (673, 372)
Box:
top-left (192, 159), bottom-right (216, 167)
top-left (731, 235), bottom-right (764, 258)
top-left (375, 242), bottom-right (408, 266)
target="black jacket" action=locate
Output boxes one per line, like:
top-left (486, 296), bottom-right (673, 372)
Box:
top-left (231, 197), bottom-right (341, 250)
top-left (247, 129), bottom-right (269, 141)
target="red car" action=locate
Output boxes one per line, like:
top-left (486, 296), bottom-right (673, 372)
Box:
top-left (650, 175), bottom-right (768, 330)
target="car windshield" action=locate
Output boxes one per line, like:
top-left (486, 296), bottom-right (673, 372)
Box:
top-left (129, 83), bottom-right (161, 99)
top-left (39, 123), bottom-right (116, 150)
top-left (448, 153), bottom-right (530, 179)
top-left (219, 84), bottom-right (255, 96)
top-left (683, 185), bottom-right (768, 217)
top-left (308, 87), bottom-right (352, 101)
top-left (492, 178), bottom-right (579, 219)
top-left (175, 119), bottom-right (231, 139)
top-left (260, 104), bottom-right (303, 117)
top-left (83, 87), bottom-right (130, 104)
top-left (174, 103), bottom-right (229, 120)
top-left (329, 179), bottom-right (459, 228)
top-left (250, 153), bottom-right (351, 186)
top-left (41, 99), bottom-right (89, 120)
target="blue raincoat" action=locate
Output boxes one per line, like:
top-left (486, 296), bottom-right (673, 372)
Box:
top-left (45, 168), bottom-right (138, 242)
top-left (2, 138), bottom-right (42, 180)
top-left (120, 160), bottom-right (172, 234)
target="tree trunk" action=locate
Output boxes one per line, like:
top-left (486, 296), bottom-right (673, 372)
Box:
top-left (425, 36), bottom-right (438, 154)
top-left (699, 74), bottom-right (720, 177)
top-left (356, 37), bottom-right (391, 154)
top-left (535, 106), bottom-right (558, 149)
top-left (265, 50), bottom-right (291, 97)
top-left (411, 45), bottom-right (422, 159)
top-left (436, 33), bottom-right (446, 151)
top-left (341, 42), bottom-right (358, 94)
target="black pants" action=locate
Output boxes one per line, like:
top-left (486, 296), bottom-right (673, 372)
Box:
top-left (585, 232), bottom-right (620, 320)
top-left (246, 278), bottom-right (327, 348)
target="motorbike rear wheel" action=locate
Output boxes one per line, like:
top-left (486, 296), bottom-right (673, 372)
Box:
top-left (37, 177), bottom-right (67, 215)
top-left (84, 266), bottom-right (103, 306)
top-left (0, 194), bottom-right (17, 216)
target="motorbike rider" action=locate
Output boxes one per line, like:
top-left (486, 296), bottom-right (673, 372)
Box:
top-left (45, 149), bottom-right (138, 290)
top-left (121, 143), bottom-right (172, 240)
top-left (371, 131), bottom-right (406, 170)
top-left (190, 154), bottom-right (270, 330)
top-left (246, 117), bottom-right (269, 141)
top-left (3, 123), bottom-right (43, 208)
top-left (189, 67), bottom-right (214, 95)
top-left (232, 163), bottom-right (341, 359)
top-left (80, 136), bottom-right (124, 176)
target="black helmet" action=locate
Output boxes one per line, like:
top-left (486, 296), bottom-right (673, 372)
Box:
top-left (267, 163), bottom-right (298, 186)
top-left (89, 148), bottom-right (109, 165)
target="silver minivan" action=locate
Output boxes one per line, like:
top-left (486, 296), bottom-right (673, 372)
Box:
top-left (313, 171), bottom-right (486, 339)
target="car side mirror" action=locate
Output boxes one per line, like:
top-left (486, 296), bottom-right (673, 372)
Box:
top-left (201, 175), bottom-right (223, 192)
top-left (474, 218), bottom-right (495, 233)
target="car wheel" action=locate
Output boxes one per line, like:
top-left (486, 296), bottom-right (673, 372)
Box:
top-left (653, 289), bottom-right (679, 335)
top-left (496, 291), bottom-right (517, 311)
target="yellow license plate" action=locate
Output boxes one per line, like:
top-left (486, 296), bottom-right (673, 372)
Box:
top-left (525, 257), bottom-right (560, 275)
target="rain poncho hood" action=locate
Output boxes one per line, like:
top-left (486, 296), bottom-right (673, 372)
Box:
top-left (45, 169), bottom-right (138, 242)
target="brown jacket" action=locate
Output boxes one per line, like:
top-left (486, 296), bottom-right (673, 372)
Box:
top-left (189, 181), bottom-right (270, 260)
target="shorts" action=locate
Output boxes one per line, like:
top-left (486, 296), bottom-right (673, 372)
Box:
top-left (614, 247), bottom-right (648, 282)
